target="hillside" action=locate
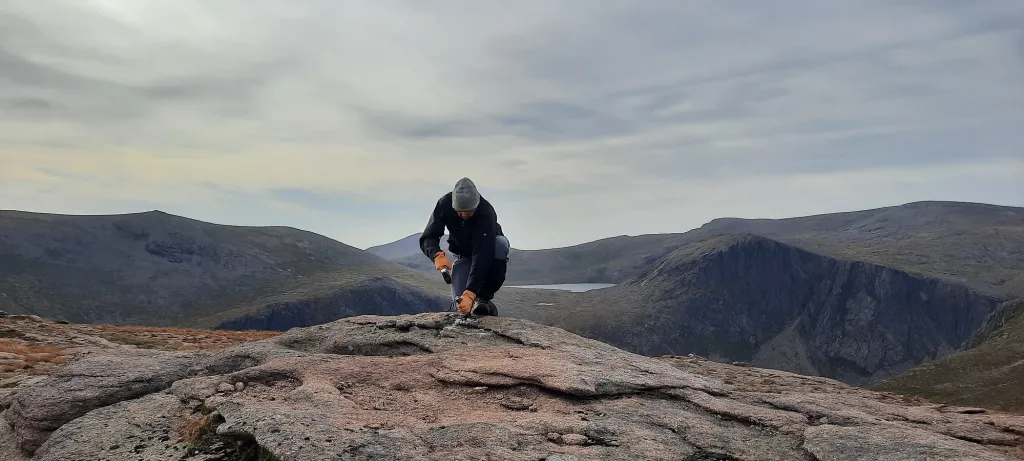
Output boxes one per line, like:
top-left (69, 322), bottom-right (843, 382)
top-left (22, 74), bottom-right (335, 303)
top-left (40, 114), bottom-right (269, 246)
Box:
top-left (375, 201), bottom-right (1024, 295)
top-left (701, 201), bottom-right (1024, 298)
top-left (380, 232), bottom-right (685, 284)
top-left (2, 312), bottom-right (1022, 460)
top-left (498, 233), bottom-right (1003, 386)
top-left (872, 298), bottom-right (1024, 413)
top-left (6, 201), bottom-right (1022, 391)
top-left (364, 201), bottom-right (1024, 388)
top-left (366, 233), bottom-right (447, 261)
top-left (0, 210), bottom-right (450, 328)
top-left (504, 233), bottom-right (687, 284)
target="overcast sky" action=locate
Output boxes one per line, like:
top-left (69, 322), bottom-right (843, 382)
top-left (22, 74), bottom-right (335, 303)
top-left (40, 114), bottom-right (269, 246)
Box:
top-left (2, 1), bottom-right (1022, 250)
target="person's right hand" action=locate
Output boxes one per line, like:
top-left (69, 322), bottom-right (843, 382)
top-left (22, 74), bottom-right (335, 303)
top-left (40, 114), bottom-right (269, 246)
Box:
top-left (433, 251), bottom-right (452, 273)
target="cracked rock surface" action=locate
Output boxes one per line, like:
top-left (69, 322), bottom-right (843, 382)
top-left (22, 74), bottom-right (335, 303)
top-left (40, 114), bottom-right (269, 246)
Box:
top-left (2, 312), bottom-right (1023, 460)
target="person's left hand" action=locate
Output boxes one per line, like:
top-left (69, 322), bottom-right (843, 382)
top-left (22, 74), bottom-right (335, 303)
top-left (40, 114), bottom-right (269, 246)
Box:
top-left (457, 290), bottom-right (476, 315)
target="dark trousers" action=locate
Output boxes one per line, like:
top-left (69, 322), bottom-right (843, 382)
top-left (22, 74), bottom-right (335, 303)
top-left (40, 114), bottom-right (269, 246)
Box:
top-left (451, 235), bottom-right (509, 301)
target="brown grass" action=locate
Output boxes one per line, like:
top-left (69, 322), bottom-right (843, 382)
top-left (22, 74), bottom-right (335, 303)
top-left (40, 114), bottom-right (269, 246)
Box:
top-left (0, 340), bottom-right (64, 357)
top-left (102, 333), bottom-right (162, 349)
top-left (0, 314), bottom-right (290, 392)
top-left (91, 325), bottom-right (281, 351)
top-left (0, 339), bottom-right (69, 373)
top-left (96, 324), bottom-right (281, 340)
top-left (69, 323), bottom-right (285, 352)
top-left (89, 327), bottom-right (282, 352)
top-left (0, 317), bottom-right (284, 382)
top-left (178, 412), bottom-right (217, 444)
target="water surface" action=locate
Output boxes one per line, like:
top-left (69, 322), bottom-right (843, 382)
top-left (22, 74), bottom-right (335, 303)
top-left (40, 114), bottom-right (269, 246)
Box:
top-left (507, 283), bottom-right (616, 293)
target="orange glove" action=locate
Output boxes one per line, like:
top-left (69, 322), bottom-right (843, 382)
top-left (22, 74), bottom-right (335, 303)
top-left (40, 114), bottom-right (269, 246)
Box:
top-left (433, 251), bottom-right (452, 273)
top-left (456, 290), bottom-right (476, 315)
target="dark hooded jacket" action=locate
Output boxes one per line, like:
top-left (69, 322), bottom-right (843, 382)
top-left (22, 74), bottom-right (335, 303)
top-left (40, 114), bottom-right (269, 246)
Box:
top-left (419, 192), bottom-right (504, 296)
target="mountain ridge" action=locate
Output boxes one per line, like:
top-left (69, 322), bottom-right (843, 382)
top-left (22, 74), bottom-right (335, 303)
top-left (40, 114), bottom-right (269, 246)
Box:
top-left (0, 208), bottom-right (450, 327)
top-left (699, 200), bottom-right (1024, 297)
top-left (371, 200), bottom-right (1024, 296)
top-left (4, 200), bottom-right (1022, 397)
top-left (366, 232), bottom-right (448, 260)
top-left (499, 232), bottom-right (1003, 385)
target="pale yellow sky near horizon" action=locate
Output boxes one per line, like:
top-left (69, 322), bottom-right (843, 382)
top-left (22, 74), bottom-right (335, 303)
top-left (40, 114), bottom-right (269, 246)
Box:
top-left (1, 1), bottom-right (1022, 250)
top-left (5, 149), bottom-right (1023, 250)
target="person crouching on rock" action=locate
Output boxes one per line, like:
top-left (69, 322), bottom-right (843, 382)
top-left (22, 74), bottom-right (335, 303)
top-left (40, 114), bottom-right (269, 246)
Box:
top-left (419, 177), bottom-right (510, 316)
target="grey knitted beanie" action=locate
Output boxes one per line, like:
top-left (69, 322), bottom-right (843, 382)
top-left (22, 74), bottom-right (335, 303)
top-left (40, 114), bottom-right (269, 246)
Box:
top-left (452, 177), bottom-right (480, 211)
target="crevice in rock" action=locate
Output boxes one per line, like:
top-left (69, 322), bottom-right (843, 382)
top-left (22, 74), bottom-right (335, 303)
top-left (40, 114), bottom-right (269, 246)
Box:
top-left (802, 448), bottom-right (823, 461)
top-left (202, 352), bottom-right (271, 375)
top-left (229, 370), bottom-right (302, 391)
top-left (480, 328), bottom-right (550, 350)
top-left (685, 450), bottom-right (743, 461)
top-left (660, 389), bottom-right (808, 431)
top-left (181, 405), bottom-right (282, 461)
top-left (433, 323), bottom-right (530, 349)
top-left (945, 431), bottom-right (1020, 447)
top-left (326, 340), bottom-right (434, 357)
top-left (365, 316), bottom-right (449, 332)
top-left (1003, 426), bottom-right (1024, 437)
top-left (581, 425), bottom-right (622, 447)
top-left (646, 392), bottom-right (812, 458)
top-left (431, 318), bottom-right (551, 349)
top-left (434, 369), bottom-right (587, 401)
top-left (759, 401), bottom-right (857, 428)
top-left (701, 409), bottom-right (766, 430)
top-left (439, 368), bottom-right (689, 401)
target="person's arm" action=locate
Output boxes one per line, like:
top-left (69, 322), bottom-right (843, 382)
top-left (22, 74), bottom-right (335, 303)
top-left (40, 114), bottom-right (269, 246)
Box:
top-left (419, 199), bottom-right (445, 260)
top-left (464, 210), bottom-right (497, 296)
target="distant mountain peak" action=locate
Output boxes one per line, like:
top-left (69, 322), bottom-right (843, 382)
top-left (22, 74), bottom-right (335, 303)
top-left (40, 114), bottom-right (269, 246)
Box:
top-left (0, 209), bottom-right (444, 326)
top-left (367, 232), bottom-right (449, 260)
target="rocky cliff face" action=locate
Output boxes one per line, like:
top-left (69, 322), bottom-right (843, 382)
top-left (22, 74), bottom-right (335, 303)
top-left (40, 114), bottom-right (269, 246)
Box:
top-left (2, 313), bottom-right (1021, 460)
top-left (701, 201), bottom-right (1024, 298)
top-left (872, 298), bottom-right (1024, 413)
top-left (793, 257), bottom-right (997, 383)
top-left (214, 276), bottom-right (449, 331)
top-left (532, 234), bottom-right (1001, 386)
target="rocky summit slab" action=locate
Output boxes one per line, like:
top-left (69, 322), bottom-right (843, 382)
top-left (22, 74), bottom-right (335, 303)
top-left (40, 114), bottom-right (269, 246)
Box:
top-left (1, 312), bottom-right (1022, 460)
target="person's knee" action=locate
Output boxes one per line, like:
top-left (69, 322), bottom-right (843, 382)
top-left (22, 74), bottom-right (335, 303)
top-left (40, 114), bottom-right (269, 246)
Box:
top-left (494, 235), bottom-right (510, 261)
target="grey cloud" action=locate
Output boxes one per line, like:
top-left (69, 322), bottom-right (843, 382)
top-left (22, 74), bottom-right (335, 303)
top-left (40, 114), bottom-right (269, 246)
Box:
top-left (0, 3), bottom-right (300, 148)
top-left (267, 187), bottom-right (417, 215)
top-left (499, 159), bottom-right (528, 170)
top-left (491, 101), bottom-right (634, 141)
top-left (0, 46), bottom-right (92, 89)
top-left (1, 0), bottom-right (1022, 187)
top-left (3, 96), bottom-right (56, 113)
top-left (353, 107), bottom-right (484, 140)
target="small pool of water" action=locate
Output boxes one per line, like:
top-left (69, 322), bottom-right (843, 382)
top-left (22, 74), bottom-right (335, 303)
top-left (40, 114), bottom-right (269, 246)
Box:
top-left (507, 283), bottom-right (616, 293)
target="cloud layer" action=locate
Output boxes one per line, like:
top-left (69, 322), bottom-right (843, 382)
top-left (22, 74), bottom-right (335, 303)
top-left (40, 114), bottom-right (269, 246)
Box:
top-left (2, 0), bottom-right (1022, 249)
